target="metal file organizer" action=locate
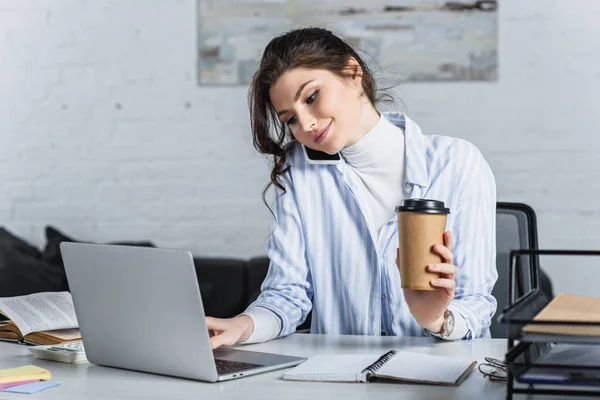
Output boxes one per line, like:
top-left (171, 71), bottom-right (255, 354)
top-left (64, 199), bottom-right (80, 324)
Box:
top-left (499, 249), bottom-right (600, 400)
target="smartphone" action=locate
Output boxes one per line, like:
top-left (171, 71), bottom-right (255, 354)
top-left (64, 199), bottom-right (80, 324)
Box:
top-left (302, 145), bottom-right (341, 165)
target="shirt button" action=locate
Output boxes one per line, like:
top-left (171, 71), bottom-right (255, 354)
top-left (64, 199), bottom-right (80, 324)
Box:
top-left (405, 182), bottom-right (413, 190)
top-left (381, 294), bottom-right (387, 300)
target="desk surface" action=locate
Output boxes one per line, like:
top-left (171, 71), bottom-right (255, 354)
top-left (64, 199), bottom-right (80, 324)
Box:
top-left (0, 335), bottom-right (586, 400)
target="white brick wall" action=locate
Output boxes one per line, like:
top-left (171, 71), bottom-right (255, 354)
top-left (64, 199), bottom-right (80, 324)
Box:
top-left (1, 1), bottom-right (599, 295)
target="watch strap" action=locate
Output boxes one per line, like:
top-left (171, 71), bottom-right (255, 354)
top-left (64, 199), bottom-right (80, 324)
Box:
top-left (426, 309), bottom-right (451, 338)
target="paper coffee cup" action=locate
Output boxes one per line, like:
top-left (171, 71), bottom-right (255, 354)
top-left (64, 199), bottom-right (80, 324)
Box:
top-left (395, 199), bottom-right (450, 290)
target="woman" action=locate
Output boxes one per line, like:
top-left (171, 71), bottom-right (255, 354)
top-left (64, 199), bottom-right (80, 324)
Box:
top-left (207, 27), bottom-right (497, 349)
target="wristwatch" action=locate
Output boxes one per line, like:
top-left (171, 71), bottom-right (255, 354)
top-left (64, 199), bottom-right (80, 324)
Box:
top-left (428, 309), bottom-right (455, 338)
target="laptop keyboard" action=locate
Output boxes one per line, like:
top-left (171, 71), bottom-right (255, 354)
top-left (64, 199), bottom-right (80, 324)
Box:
top-left (215, 359), bottom-right (263, 375)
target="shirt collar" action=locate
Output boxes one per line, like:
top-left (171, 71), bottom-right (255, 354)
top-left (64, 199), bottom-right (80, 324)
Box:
top-left (381, 111), bottom-right (430, 188)
top-left (334, 112), bottom-right (429, 189)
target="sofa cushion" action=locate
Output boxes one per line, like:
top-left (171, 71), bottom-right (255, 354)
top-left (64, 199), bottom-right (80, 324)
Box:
top-left (0, 243), bottom-right (68, 297)
top-left (194, 258), bottom-right (247, 319)
top-left (0, 228), bottom-right (41, 259)
top-left (246, 256), bottom-right (270, 307)
top-left (41, 226), bottom-right (76, 267)
top-left (42, 225), bottom-right (155, 268)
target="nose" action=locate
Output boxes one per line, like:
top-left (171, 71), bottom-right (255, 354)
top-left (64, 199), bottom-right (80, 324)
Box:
top-left (298, 112), bottom-right (317, 134)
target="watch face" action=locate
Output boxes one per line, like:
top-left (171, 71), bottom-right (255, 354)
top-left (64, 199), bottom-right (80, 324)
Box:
top-left (444, 311), bottom-right (455, 335)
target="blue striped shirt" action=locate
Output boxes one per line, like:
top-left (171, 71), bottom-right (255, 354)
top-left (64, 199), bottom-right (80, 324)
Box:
top-left (248, 112), bottom-right (497, 340)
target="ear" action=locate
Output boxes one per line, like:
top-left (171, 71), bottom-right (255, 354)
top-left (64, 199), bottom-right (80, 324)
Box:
top-left (345, 57), bottom-right (363, 89)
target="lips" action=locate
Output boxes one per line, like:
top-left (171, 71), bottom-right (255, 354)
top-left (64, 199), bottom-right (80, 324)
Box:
top-left (314, 121), bottom-right (332, 144)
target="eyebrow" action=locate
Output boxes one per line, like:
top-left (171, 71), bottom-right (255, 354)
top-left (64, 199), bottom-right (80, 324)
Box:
top-left (276, 79), bottom-right (315, 117)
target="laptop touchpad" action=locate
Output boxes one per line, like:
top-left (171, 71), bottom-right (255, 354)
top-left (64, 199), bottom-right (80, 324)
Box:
top-left (214, 348), bottom-right (290, 367)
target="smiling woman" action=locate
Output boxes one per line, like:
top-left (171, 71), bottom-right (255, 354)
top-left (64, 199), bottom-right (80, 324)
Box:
top-left (248, 27), bottom-right (390, 194)
top-left (205, 27), bottom-right (498, 351)
top-left (269, 65), bottom-right (373, 153)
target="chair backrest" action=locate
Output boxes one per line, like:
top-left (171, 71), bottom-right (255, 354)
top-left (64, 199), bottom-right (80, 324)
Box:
top-left (492, 202), bottom-right (541, 338)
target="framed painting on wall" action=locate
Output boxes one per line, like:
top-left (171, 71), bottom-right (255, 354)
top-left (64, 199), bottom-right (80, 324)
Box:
top-left (197, 0), bottom-right (497, 85)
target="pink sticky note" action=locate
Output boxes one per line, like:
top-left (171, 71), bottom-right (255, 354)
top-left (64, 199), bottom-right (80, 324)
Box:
top-left (0, 380), bottom-right (39, 390)
top-left (1, 380), bottom-right (61, 394)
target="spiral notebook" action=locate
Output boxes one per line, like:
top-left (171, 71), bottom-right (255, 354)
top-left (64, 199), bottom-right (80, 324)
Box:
top-left (283, 350), bottom-right (476, 385)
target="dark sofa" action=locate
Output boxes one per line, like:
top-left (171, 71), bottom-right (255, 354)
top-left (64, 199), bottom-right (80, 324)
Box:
top-left (194, 256), bottom-right (269, 318)
top-left (0, 226), bottom-right (307, 329)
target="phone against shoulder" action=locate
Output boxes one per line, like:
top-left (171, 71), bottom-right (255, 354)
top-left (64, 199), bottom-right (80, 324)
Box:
top-left (302, 145), bottom-right (341, 165)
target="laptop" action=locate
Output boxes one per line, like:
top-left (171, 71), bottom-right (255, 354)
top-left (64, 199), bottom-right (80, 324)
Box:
top-left (60, 242), bottom-right (306, 382)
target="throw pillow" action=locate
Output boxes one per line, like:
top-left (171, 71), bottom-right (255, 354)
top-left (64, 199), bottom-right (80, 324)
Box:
top-left (0, 243), bottom-right (68, 297)
top-left (0, 227), bottom-right (41, 258)
top-left (41, 225), bottom-right (156, 268)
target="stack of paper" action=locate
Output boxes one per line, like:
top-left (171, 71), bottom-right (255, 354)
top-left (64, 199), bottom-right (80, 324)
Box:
top-left (0, 365), bottom-right (61, 394)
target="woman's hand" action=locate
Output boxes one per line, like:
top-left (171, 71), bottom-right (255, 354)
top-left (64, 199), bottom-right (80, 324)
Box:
top-left (399, 231), bottom-right (456, 333)
top-left (206, 315), bottom-right (254, 349)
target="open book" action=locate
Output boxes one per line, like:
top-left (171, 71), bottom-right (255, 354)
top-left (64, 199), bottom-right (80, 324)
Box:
top-left (283, 350), bottom-right (476, 385)
top-left (0, 292), bottom-right (81, 345)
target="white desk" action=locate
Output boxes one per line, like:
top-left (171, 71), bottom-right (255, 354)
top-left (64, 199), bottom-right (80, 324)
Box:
top-left (0, 335), bottom-right (587, 400)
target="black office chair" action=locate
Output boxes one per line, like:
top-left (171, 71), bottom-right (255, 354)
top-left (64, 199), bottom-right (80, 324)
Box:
top-left (492, 202), bottom-right (554, 338)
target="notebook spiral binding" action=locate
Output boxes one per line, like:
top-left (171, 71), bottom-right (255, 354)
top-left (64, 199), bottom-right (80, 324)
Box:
top-left (363, 350), bottom-right (398, 375)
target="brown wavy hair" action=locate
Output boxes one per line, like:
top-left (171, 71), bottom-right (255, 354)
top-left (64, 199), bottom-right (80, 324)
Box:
top-left (248, 27), bottom-right (391, 204)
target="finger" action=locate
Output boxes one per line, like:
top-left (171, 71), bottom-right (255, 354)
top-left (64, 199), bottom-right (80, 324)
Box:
top-left (222, 329), bottom-right (243, 346)
top-left (208, 328), bottom-right (224, 337)
top-left (210, 334), bottom-right (223, 350)
top-left (210, 329), bottom-right (240, 350)
top-left (430, 278), bottom-right (456, 290)
top-left (444, 231), bottom-right (452, 250)
top-left (206, 316), bottom-right (229, 331)
top-left (433, 243), bottom-right (454, 264)
top-left (395, 247), bottom-right (400, 268)
top-left (427, 263), bottom-right (456, 278)
top-left (210, 334), bottom-right (233, 350)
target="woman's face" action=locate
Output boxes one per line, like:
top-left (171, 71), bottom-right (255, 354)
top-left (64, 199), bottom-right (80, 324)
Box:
top-left (269, 63), bottom-right (366, 155)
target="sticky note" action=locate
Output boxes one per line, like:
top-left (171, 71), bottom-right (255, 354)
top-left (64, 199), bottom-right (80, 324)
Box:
top-left (0, 380), bottom-right (39, 390)
top-left (0, 380), bottom-right (62, 394)
top-left (0, 365), bottom-right (51, 383)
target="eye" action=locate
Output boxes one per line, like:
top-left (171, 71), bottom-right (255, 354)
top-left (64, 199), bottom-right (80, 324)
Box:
top-left (286, 115), bottom-right (297, 126)
top-left (283, 89), bottom-right (318, 126)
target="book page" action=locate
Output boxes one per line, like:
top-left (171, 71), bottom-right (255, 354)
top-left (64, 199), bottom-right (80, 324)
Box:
top-left (25, 328), bottom-right (81, 345)
top-left (283, 354), bottom-right (381, 382)
top-left (0, 320), bottom-right (21, 335)
top-left (0, 322), bottom-right (21, 342)
top-left (375, 352), bottom-right (476, 386)
top-left (0, 292), bottom-right (78, 337)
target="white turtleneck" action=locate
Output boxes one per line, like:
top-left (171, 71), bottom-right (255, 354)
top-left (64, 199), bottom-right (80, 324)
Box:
top-left (240, 114), bottom-right (468, 343)
top-left (340, 114), bottom-right (408, 236)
